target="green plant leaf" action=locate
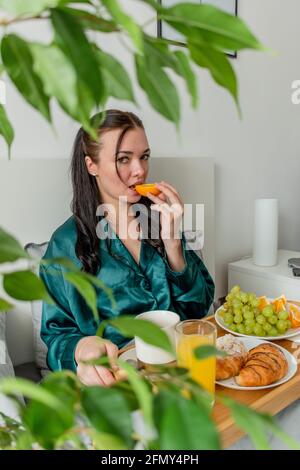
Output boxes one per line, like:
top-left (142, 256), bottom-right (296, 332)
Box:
top-left (222, 396), bottom-right (300, 450)
top-left (221, 397), bottom-right (271, 450)
top-left (15, 431), bottom-right (35, 451)
top-left (51, 8), bottom-right (105, 106)
top-left (0, 61), bottom-right (5, 76)
top-left (135, 54), bottom-right (180, 126)
top-left (0, 0), bottom-right (61, 16)
top-left (81, 386), bottom-right (133, 447)
top-left (194, 345), bottom-right (227, 360)
top-left (30, 42), bottom-right (78, 118)
top-left (117, 359), bottom-right (153, 428)
top-left (0, 227), bottom-right (29, 263)
top-left (0, 411), bottom-right (22, 430)
top-left (161, 3), bottom-right (263, 52)
top-left (173, 50), bottom-right (198, 108)
top-left (60, 6), bottom-right (118, 33)
top-left (30, 41), bottom-right (96, 133)
top-left (189, 41), bottom-right (239, 107)
top-left (94, 47), bottom-right (135, 102)
top-left (90, 431), bottom-right (129, 450)
top-left (64, 271), bottom-right (98, 322)
top-left (75, 80), bottom-right (101, 138)
top-left (59, 0), bottom-right (91, 4)
top-left (140, 0), bottom-right (163, 12)
top-left (264, 415), bottom-right (300, 450)
top-left (0, 104), bottom-right (14, 159)
top-left (0, 298), bottom-right (13, 311)
top-left (83, 273), bottom-right (117, 312)
top-left (143, 36), bottom-right (197, 109)
top-left (101, 0), bottom-right (143, 55)
top-left (1, 34), bottom-right (51, 122)
top-left (113, 381), bottom-right (139, 412)
top-left (0, 429), bottom-right (12, 448)
top-left (40, 256), bottom-right (80, 272)
top-left (3, 270), bottom-right (53, 303)
top-left (154, 389), bottom-right (220, 450)
top-left (0, 377), bottom-right (64, 411)
top-left (22, 372), bottom-right (77, 449)
top-left (105, 316), bottom-right (174, 354)
top-left (40, 257), bottom-right (117, 313)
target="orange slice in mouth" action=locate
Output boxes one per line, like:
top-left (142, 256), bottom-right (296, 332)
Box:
top-left (135, 183), bottom-right (161, 197)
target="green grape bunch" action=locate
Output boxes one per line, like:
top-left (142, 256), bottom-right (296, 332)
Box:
top-left (218, 286), bottom-right (292, 337)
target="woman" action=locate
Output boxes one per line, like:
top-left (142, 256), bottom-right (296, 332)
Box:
top-left (40, 109), bottom-right (215, 387)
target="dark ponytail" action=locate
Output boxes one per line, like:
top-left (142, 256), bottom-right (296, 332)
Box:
top-left (70, 109), bottom-right (165, 275)
top-left (70, 127), bottom-right (101, 274)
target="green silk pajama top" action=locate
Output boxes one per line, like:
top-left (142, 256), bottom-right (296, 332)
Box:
top-left (40, 216), bottom-right (215, 372)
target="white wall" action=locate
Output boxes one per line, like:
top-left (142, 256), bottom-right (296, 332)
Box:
top-left (1, 0), bottom-right (300, 298)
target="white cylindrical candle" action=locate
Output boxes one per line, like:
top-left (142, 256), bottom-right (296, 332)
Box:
top-left (253, 198), bottom-right (278, 267)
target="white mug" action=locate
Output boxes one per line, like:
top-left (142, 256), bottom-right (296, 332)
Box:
top-left (134, 310), bottom-right (180, 365)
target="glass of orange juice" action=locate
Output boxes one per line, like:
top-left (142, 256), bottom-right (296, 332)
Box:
top-left (175, 320), bottom-right (217, 401)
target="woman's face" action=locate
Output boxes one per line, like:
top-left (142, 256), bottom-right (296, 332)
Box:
top-left (87, 126), bottom-right (150, 207)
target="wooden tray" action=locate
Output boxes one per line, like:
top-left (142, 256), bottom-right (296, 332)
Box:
top-left (119, 315), bottom-right (300, 449)
top-left (211, 316), bottom-right (300, 448)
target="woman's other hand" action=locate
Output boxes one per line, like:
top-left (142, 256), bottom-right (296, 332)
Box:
top-left (75, 336), bottom-right (119, 387)
top-left (147, 181), bottom-right (184, 244)
top-left (147, 181), bottom-right (186, 272)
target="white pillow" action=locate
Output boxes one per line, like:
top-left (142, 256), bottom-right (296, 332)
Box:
top-left (24, 242), bottom-right (49, 374)
top-left (0, 312), bottom-right (23, 419)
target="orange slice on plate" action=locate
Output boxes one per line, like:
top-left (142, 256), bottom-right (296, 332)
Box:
top-left (288, 303), bottom-right (300, 328)
top-left (272, 295), bottom-right (287, 313)
top-left (258, 296), bottom-right (270, 310)
top-left (135, 183), bottom-right (161, 197)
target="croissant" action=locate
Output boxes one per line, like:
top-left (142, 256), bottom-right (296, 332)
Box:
top-left (216, 353), bottom-right (247, 380)
top-left (236, 343), bottom-right (288, 387)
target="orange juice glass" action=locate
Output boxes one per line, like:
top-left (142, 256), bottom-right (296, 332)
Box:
top-left (175, 320), bottom-right (217, 397)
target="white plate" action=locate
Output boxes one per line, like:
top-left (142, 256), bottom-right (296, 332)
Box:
top-left (119, 347), bottom-right (137, 363)
top-left (216, 337), bottom-right (297, 391)
top-left (120, 340), bottom-right (298, 392)
top-left (215, 305), bottom-right (300, 341)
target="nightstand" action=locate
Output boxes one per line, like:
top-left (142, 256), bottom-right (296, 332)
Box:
top-left (228, 249), bottom-right (300, 301)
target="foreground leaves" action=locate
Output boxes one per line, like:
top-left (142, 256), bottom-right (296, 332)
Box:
top-left (22, 372), bottom-right (78, 449)
top-left (64, 271), bottom-right (98, 321)
top-left (0, 0), bottom-right (263, 156)
top-left (0, 104), bottom-right (14, 159)
top-left (117, 359), bottom-right (153, 428)
top-left (160, 3), bottom-right (263, 52)
top-left (154, 389), bottom-right (220, 450)
top-left (3, 270), bottom-right (54, 303)
top-left (0, 0), bottom-right (61, 17)
top-left (0, 377), bottom-right (63, 411)
top-left (95, 47), bottom-right (135, 102)
top-left (30, 43), bottom-right (79, 120)
top-left (135, 53), bottom-right (180, 126)
top-left (101, 0), bottom-right (143, 55)
top-left (222, 397), bottom-right (300, 450)
top-left (189, 42), bottom-right (238, 106)
top-left (97, 315), bottom-right (174, 354)
top-left (194, 344), bottom-right (227, 360)
top-left (0, 227), bottom-right (29, 263)
top-left (1, 34), bottom-right (51, 122)
top-left (81, 386), bottom-right (133, 448)
top-left (0, 298), bottom-right (13, 311)
top-left (51, 8), bottom-right (105, 107)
